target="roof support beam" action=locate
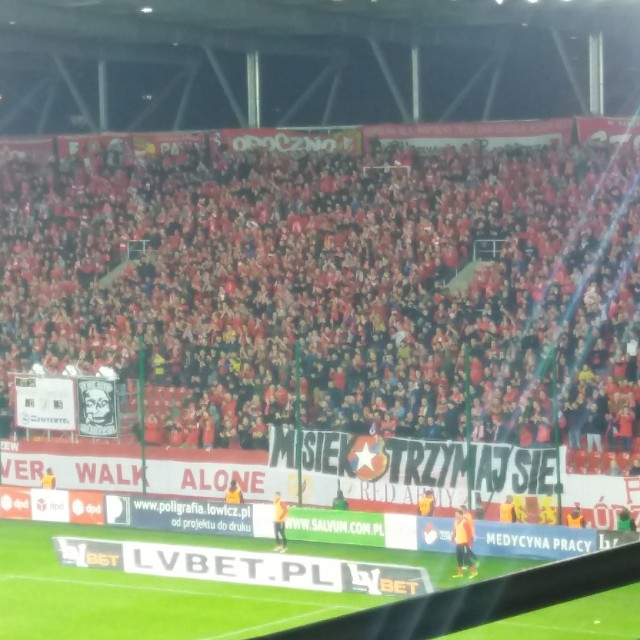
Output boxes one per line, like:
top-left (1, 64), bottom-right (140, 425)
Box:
top-left (128, 69), bottom-right (187, 131)
top-left (551, 27), bottom-right (589, 116)
top-left (411, 46), bottom-right (421, 123)
top-left (37, 79), bottom-right (60, 135)
top-left (204, 47), bottom-right (247, 128)
top-left (0, 77), bottom-right (51, 133)
top-left (54, 55), bottom-right (98, 132)
top-left (173, 62), bottom-right (199, 131)
top-left (589, 31), bottom-right (604, 116)
top-left (321, 66), bottom-right (343, 127)
top-left (370, 39), bottom-right (411, 124)
top-left (277, 57), bottom-right (344, 127)
top-left (482, 48), bottom-right (506, 121)
top-left (439, 51), bottom-right (500, 122)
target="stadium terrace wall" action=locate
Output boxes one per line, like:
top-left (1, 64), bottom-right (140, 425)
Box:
top-left (1, 439), bottom-right (639, 532)
top-left (2, 486), bottom-right (618, 563)
top-left (0, 117), bottom-right (634, 172)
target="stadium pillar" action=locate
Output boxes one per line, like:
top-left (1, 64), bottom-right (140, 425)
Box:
top-left (98, 57), bottom-right (108, 132)
top-left (246, 51), bottom-right (261, 128)
top-left (369, 38), bottom-right (411, 123)
top-left (589, 31), bottom-right (604, 116)
top-left (464, 344), bottom-right (473, 510)
top-left (411, 45), bottom-right (421, 122)
top-left (294, 341), bottom-right (302, 507)
top-left (204, 47), bottom-right (248, 128)
top-left (137, 334), bottom-right (148, 495)
top-left (552, 345), bottom-right (563, 526)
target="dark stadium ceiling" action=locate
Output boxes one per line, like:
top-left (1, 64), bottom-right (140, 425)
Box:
top-left (0, 0), bottom-right (638, 58)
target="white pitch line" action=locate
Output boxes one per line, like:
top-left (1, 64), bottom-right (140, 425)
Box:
top-left (500, 620), bottom-right (631, 638)
top-left (198, 606), bottom-right (344, 640)
top-left (0, 575), bottom-right (361, 612)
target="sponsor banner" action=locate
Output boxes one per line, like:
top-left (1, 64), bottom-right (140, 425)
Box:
top-left (58, 538), bottom-right (431, 597)
top-left (576, 116), bottom-right (640, 148)
top-left (341, 561), bottom-right (432, 597)
top-left (0, 486), bottom-right (31, 520)
top-left (0, 447), bottom-right (266, 499)
top-left (286, 508), bottom-right (385, 546)
top-left (597, 530), bottom-right (640, 550)
top-left (132, 131), bottom-right (206, 162)
top-left (53, 537), bottom-right (124, 570)
top-left (14, 375), bottom-right (76, 431)
top-left (31, 489), bottom-right (70, 523)
top-left (0, 136), bottom-right (54, 165)
top-left (77, 378), bottom-right (118, 438)
top-left (384, 514), bottom-right (418, 551)
top-left (417, 517), bottom-right (597, 560)
top-left (123, 540), bottom-right (345, 593)
top-left (105, 495), bottom-right (253, 537)
top-left (212, 127), bottom-right (362, 156)
top-left (268, 428), bottom-right (564, 507)
top-left (68, 491), bottom-right (105, 526)
top-left (362, 118), bottom-right (573, 152)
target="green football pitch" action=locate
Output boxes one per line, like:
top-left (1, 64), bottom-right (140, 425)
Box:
top-left (0, 520), bottom-right (637, 640)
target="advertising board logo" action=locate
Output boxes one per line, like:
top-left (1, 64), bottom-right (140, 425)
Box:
top-left (72, 499), bottom-right (85, 517)
top-left (347, 436), bottom-right (389, 482)
top-left (422, 523), bottom-right (451, 546)
top-left (37, 498), bottom-right (47, 512)
top-left (286, 474), bottom-right (312, 501)
top-left (105, 495), bottom-right (131, 525)
top-left (0, 495), bottom-right (13, 511)
top-left (53, 538), bottom-right (123, 570)
top-left (342, 562), bottom-right (430, 597)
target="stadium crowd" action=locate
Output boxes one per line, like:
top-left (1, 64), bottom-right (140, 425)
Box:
top-left (1, 134), bottom-right (640, 474)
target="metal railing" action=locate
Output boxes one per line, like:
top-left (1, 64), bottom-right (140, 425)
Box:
top-left (473, 237), bottom-right (506, 261)
top-left (127, 239), bottom-right (151, 261)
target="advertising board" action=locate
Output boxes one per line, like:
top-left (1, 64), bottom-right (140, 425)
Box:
top-left (416, 517), bottom-right (597, 560)
top-left (285, 508), bottom-right (385, 546)
top-left (105, 495), bottom-right (253, 537)
top-left (53, 538), bottom-right (433, 597)
top-left (14, 375), bottom-right (76, 432)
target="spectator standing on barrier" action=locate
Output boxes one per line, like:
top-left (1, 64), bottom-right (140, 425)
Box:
top-left (617, 508), bottom-right (637, 532)
top-left (451, 508), bottom-right (478, 580)
top-left (332, 489), bottom-right (349, 511)
top-left (273, 491), bottom-right (288, 553)
top-left (225, 479), bottom-right (244, 504)
top-left (418, 489), bottom-right (436, 516)
top-left (566, 506), bottom-right (586, 528)
top-left (42, 468), bottom-right (56, 490)
top-left (500, 495), bottom-right (517, 523)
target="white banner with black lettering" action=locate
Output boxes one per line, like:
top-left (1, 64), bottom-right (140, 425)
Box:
top-left (14, 375), bottom-right (76, 431)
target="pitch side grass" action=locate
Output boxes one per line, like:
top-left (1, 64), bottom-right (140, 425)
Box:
top-left (0, 520), bottom-right (637, 640)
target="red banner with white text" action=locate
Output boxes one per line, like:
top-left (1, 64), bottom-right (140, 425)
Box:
top-left (576, 116), bottom-right (640, 148)
top-left (363, 118), bottom-right (573, 152)
top-left (56, 133), bottom-right (134, 168)
top-left (211, 128), bottom-right (362, 156)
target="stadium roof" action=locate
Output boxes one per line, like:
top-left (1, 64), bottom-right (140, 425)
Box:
top-left (0, 0), bottom-right (638, 133)
top-left (1, 0), bottom-right (638, 58)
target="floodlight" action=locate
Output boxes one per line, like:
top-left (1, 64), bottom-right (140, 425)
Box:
top-left (30, 364), bottom-right (48, 376)
top-left (97, 366), bottom-right (119, 381)
top-left (140, 6), bottom-right (153, 13)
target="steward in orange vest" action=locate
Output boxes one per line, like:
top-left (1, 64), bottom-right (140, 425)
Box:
top-left (225, 480), bottom-right (244, 504)
top-left (418, 489), bottom-right (435, 516)
top-left (500, 496), bottom-right (517, 523)
top-left (566, 508), bottom-right (585, 528)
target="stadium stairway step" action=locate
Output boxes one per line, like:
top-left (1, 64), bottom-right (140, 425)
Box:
top-left (447, 260), bottom-right (493, 296)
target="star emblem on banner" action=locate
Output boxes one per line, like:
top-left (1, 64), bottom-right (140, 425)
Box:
top-left (347, 435), bottom-right (389, 482)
